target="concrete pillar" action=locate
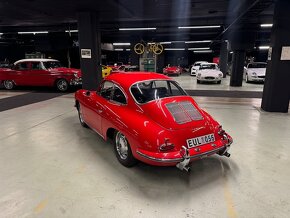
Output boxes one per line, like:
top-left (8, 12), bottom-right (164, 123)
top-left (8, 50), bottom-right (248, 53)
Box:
top-left (219, 40), bottom-right (228, 78)
top-left (77, 12), bottom-right (102, 90)
top-left (229, 31), bottom-right (255, 87)
top-left (230, 50), bottom-right (246, 86)
top-left (261, 0), bottom-right (290, 113)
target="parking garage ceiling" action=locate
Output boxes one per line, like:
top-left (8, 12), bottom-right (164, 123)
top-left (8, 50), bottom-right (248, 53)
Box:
top-left (0, 0), bottom-right (275, 44)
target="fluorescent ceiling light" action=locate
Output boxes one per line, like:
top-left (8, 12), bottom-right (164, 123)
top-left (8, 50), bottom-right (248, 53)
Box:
top-left (65, 30), bottom-right (78, 33)
top-left (230, 51), bottom-right (234, 54)
top-left (260, 24), bottom-right (273, 28)
top-left (126, 49), bottom-right (131, 51)
top-left (148, 42), bottom-right (172, 45)
top-left (193, 50), bottom-right (213, 53)
top-left (178, 25), bottom-right (221, 29)
top-left (259, 46), bottom-right (270, 50)
top-left (188, 47), bottom-right (211, 50)
top-left (18, 31), bottom-right (48, 34)
top-left (185, 40), bottom-right (212, 44)
top-left (114, 48), bottom-right (124, 51)
top-left (0, 33), bottom-right (3, 35)
top-left (160, 42), bottom-right (172, 44)
top-left (164, 48), bottom-right (185, 51)
top-left (113, 43), bottom-right (131, 46)
top-left (119, 27), bottom-right (156, 31)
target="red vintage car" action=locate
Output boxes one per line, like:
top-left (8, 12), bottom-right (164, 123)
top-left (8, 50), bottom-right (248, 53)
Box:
top-left (163, 65), bottom-right (183, 76)
top-left (0, 59), bottom-right (82, 91)
top-left (75, 72), bottom-right (232, 171)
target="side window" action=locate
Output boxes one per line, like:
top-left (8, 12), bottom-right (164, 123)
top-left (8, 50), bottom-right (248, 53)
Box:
top-left (169, 81), bottom-right (186, 96)
top-left (15, 62), bottom-right (29, 70)
top-left (99, 81), bottom-right (114, 100)
top-left (31, 62), bottom-right (41, 70)
top-left (112, 86), bottom-right (126, 104)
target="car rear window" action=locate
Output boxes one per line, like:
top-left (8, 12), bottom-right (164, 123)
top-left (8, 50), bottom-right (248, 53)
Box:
top-left (130, 80), bottom-right (187, 104)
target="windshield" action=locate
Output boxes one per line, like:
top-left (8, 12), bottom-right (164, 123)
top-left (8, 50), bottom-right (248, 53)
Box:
top-left (131, 80), bottom-right (187, 104)
top-left (248, 63), bottom-right (267, 68)
top-left (43, 61), bottom-right (62, 69)
top-left (200, 64), bottom-right (216, 70)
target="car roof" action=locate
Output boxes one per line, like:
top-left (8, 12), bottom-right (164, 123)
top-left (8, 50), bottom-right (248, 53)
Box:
top-left (105, 72), bottom-right (172, 89)
top-left (200, 62), bottom-right (217, 65)
top-left (195, 61), bottom-right (208, 64)
top-left (14, 58), bottom-right (58, 64)
top-left (248, 62), bottom-right (267, 64)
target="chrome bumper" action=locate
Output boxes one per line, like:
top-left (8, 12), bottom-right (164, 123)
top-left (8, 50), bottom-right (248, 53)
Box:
top-left (136, 144), bottom-right (231, 164)
top-left (137, 136), bottom-right (232, 172)
top-left (70, 78), bottom-right (82, 86)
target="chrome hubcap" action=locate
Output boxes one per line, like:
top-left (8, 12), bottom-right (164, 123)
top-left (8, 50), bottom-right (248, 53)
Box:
top-left (4, 80), bottom-right (13, 89)
top-left (57, 80), bottom-right (68, 91)
top-left (115, 132), bottom-right (128, 160)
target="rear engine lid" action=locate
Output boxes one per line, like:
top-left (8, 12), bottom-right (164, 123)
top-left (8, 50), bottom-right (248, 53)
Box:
top-left (141, 96), bottom-right (213, 131)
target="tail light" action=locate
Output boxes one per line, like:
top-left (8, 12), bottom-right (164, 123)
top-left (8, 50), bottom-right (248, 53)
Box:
top-left (159, 138), bottom-right (175, 151)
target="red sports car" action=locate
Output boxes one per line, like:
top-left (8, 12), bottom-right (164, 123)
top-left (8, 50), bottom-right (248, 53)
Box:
top-left (75, 72), bottom-right (232, 171)
top-left (0, 59), bottom-right (82, 91)
top-left (163, 66), bottom-right (183, 76)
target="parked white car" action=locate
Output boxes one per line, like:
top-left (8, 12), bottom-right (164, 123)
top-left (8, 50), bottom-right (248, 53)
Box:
top-left (190, 61), bottom-right (208, 76)
top-left (196, 63), bottom-right (223, 84)
top-left (244, 62), bottom-right (267, 83)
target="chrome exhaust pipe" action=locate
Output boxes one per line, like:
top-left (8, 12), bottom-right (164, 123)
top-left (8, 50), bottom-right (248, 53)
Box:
top-left (223, 152), bottom-right (231, 157)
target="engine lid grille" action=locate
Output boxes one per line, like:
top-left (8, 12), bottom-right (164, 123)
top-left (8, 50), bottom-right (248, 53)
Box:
top-left (166, 101), bottom-right (203, 124)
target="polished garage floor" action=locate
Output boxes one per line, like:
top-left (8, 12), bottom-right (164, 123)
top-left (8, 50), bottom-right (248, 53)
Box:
top-left (0, 78), bottom-right (290, 218)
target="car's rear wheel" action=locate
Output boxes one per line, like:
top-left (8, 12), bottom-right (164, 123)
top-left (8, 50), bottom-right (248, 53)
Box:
top-left (56, 79), bottom-right (69, 92)
top-left (3, 80), bottom-right (15, 90)
top-left (77, 103), bottom-right (88, 128)
top-left (114, 131), bottom-right (137, 167)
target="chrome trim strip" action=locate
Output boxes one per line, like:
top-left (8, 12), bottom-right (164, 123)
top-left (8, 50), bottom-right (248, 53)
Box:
top-left (136, 145), bottom-right (228, 163)
top-left (136, 151), bottom-right (183, 163)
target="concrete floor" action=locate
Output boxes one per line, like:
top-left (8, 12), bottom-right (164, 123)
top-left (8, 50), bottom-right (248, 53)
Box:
top-left (1, 91), bottom-right (290, 218)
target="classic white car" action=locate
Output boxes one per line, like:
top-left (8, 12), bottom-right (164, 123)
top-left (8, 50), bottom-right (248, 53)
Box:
top-left (190, 61), bottom-right (208, 76)
top-left (196, 63), bottom-right (223, 84)
top-left (244, 62), bottom-right (267, 83)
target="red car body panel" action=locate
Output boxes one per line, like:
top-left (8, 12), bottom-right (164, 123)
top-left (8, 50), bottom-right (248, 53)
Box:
top-left (163, 66), bottom-right (182, 76)
top-left (0, 59), bottom-right (82, 88)
top-left (75, 72), bottom-right (232, 167)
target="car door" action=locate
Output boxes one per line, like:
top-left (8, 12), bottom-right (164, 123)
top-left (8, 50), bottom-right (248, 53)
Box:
top-left (29, 61), bottom-right (51, 86)
top-left (12, 62), bottom-right (32, 85)
top-left (83, 81), bottom-right (114, 135)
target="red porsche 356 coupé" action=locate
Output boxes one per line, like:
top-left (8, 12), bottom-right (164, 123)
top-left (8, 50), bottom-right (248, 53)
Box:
top-left (75, 72), bottom-right (232, 171)
top-left (0, 59), bottom-right (82, 91)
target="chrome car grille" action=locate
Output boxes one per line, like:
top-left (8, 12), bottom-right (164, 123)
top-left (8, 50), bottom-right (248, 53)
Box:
top-left (166, 101), bottom-right (203, 124)
top-left (258, 76), bottom-right (265, 78)
top-left (205, 76), bottom-right (215, 80)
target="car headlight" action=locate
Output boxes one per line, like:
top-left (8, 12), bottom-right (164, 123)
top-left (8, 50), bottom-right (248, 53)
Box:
top-left (252, 72), bottom-right (257, 76)
top-left (219, 73), bottom-right (223, 77)
top-left (197, 73), bottom-right (201, 77)
top-left (74, 73), bottom-right (79, 78)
